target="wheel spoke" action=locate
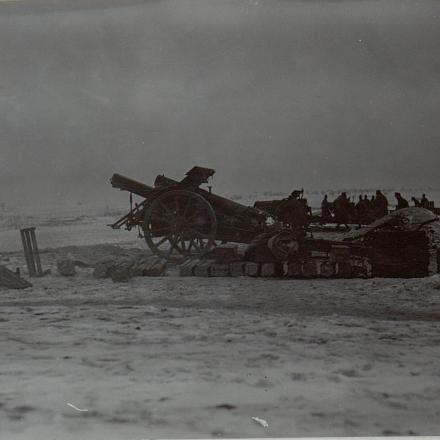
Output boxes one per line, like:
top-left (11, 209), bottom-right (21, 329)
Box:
top-left (180, 238), bottom-right (187, 253)
top-left (185, 209), bottom-right (203, 223)
top-left (174, 196), bottom-right (181, 216)
top-left (190, 238), bottom-right (200, 251)
top-left (155, 233), bottom-right (174, 248)
top-left (159, 201), bottom-right (173, 215)
top-left (151, 226), bottom-right (174, 235)
top-left (182, 196), bottom-right (192, 219)
top-left (150, 214), bottom-right (174, 226)
top-left (188, 228), bottom-right (211, 239)
top-left (166, 235), bottom-right (176, 257)
top-left (168, 234), bottom-right (185, 255)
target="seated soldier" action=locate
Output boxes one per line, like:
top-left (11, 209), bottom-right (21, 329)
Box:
top-left (395, 192), bottom-right (409, 210)
top-left (411, 196), bottom-right (421, 207)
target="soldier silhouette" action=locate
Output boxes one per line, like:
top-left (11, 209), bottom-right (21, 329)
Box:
top-left (375, 190), bottom-right (389, 218)
top-left (420, 194), bottom-right (430, 209)
top-left (395, 192), bottom-right (409, 210)
top-left (333, 192), bottom-right (350, 230)
top-left (321, 194), bottom-right (332, 223)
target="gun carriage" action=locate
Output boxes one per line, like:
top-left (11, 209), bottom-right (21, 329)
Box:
top-left (110, 167), bottom-right (269, 259)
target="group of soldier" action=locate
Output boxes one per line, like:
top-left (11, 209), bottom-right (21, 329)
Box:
top-left (321, 191), bottom-right (433, 229)
top-left (272, 189), bottom-right (434, 232)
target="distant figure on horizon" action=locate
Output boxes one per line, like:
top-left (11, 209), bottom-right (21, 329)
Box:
top-left (321, 194), bottom-right (332, 223)
top-left (412, 196), bottom-right (421, 207)
top-left (395, 192), bottom-right (409, 210)
top-left (374, 190), bottom-right (389, 218)
top-left (333, 192), bottom-right (350, 230)
top-left (364, 195), bottom-right (376, 223)
top-left (420, 194), bottom-right (430, 209)
top-left (355, 195), bottom-right (368, 227)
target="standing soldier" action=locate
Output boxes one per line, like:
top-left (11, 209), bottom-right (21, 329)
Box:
top-left (321, 194), bottom-right (332, 224)
top-left (333, 192), bottom-right (350, 230)
top-left (369, 195), bottom-right (376, 219)
top-left (362, 195), bottom-right (374, 224)
top-left (375, 190), bottom-right (389, 218)
top-left (355, 195), bottom-right (368, 226)
top-left (420, 194), bottom-right (430, 209)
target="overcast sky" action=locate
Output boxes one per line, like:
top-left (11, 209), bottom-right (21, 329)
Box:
top-left (0, 0), bottom-right (439, 205)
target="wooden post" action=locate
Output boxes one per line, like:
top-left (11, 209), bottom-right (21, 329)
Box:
top-left (20, 229), bottom-right (34, 277)
top-left (20, 227), bottom-right (44, 277)
top-left (25, 230), bottom-right (37, 276)
top-left (29, 228), bottom-right (43, 276)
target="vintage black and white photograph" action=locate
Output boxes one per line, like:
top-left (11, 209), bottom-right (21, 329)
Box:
top-left (1, 0), bottom-right (440, 438)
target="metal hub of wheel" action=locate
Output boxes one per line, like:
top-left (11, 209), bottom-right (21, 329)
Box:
top-left (143, 190), bottom-right (218, 260)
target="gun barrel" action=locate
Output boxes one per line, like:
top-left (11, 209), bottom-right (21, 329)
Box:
top-left (110, 173), bottom-right (154, 198)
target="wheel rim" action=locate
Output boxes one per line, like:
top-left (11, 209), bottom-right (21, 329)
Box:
top-left (144, 190), bottom-right (218, 260)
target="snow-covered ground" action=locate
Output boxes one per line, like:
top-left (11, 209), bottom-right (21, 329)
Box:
top-left (1, 203), bottom-right (440, 439)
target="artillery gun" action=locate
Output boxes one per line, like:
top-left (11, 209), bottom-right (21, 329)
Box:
top-left (110, 167), bottom-right (269, 260)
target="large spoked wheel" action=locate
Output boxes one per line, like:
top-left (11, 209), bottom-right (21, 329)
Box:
top-left (143, 190), bottom-right (218, 260)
